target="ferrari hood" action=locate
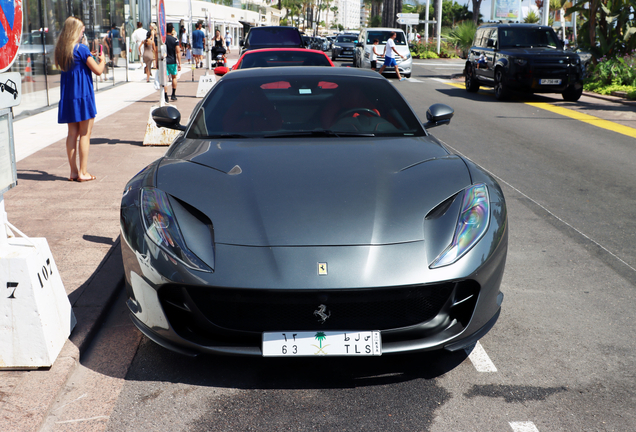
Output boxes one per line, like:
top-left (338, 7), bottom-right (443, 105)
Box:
top-left (157, 137), bottom-right (471, 246)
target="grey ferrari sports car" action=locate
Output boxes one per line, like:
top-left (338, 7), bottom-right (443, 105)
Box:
top-left (120, 67), bottom-right (508, 357)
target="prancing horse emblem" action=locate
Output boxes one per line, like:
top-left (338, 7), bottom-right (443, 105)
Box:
top-left (314, 304), bottom-right (331, 324)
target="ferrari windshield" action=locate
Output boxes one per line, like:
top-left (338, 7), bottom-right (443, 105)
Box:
top-left (188, 74), bottom-right (426, 138)
top-left (238, 50), bottom-right (332, 68)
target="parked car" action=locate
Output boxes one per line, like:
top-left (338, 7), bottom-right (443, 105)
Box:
top-left (331, 34), bottom-right (358, 61)
top-left (231, 48), bottom-right (334, 70)
top-left (465, 23), bottom-right (584, 101)
top-left (239, 26), bottom-right (305, 56)
top-left (121, 66), bottom-right (508, 357)
top-left (354, 27), bottom-right (412, 78)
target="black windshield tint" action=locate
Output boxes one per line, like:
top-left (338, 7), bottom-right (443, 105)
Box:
top-left (366, 31), bottom-right (407, 46)
top-left (240, 51), bottom-right (332, 68)
top-left (188, 75), bottom-right (425, 138)
top-left (246, 28), bottom-right (302, 47)
top-left (499, 28), bottom-right (560, 48)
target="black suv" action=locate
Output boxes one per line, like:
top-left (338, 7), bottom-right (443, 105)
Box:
top-left (239, 26), bottom-right (305, 56)
top-left (465, 24), bottom-right (584, 101)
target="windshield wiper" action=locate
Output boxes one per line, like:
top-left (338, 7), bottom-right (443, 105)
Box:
top-left (264, 129), bottom-right (375, 138)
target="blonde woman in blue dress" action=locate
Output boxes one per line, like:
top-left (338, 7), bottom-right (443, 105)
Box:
top-left (55, 16), bottom-right (106, 182)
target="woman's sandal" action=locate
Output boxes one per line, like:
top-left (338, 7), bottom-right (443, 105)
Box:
top-left (76, 175), bottom-right (97, 182)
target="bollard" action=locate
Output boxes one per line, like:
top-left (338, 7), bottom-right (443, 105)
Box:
top-left (0, 220), bottom-right (76, 369)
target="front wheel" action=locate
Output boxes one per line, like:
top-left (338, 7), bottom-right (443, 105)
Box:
top-left (494, 69), bottom-right (509, 101)
top-left (465, 64), bottom-right (480, 92)
top-left (562, 85), bottom-right (583, 102)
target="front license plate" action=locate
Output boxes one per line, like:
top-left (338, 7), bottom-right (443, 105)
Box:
top-left (262, 331), bottom-right (382, 357)
top-left (540, 79), bottom-right (562, 85)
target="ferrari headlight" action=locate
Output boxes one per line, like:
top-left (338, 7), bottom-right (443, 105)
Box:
top-left (430, 184), bottom-right (490, 269)
top-left (141, 187), bottom-right (210, 271)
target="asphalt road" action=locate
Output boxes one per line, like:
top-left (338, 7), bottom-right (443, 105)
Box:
top-left (43, 58), bottom-right (636, 432)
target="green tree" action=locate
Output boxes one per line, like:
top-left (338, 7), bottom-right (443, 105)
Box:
top-left (569, 0), bottom-right (636, 60)
top-left (524, 10), bottom-right (540, 23)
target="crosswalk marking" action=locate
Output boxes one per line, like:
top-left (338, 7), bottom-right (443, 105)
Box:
top-left (509, 421), bottom-right (540, 432)
top-left (465, 341), bottom-right (498, 372)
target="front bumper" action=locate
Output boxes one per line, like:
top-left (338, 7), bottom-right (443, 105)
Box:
top-left (365, 56), bottom-right (412, 75)
top-left (505, 62), bottom-right (583, 93)
top-left (121, 200), bottom-right (507, 357)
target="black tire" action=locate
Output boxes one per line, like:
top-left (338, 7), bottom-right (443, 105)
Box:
top-left (562, 85), bottom-right (583, 102)
top-left (404, 73), bottom-right (411, 78)
top-left (465, 64), bottom-right (479, 92)
top-left (494, 69), bottom-right (509, 101)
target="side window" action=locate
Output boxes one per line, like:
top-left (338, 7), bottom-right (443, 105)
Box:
top-left (474, 29), bottom-right (484, 47)
top-left (488, 29), bottom-right (498, 48)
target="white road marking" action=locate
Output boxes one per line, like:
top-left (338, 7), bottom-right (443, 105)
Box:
top-left (406, 78), bottom-right (424, 83)
top-left (509, 421), bottom-right (540, 432)
top-left (465, 341), bottom-right (498, 372)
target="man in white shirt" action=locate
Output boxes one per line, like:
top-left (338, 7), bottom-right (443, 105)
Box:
top-left (131, 22), bottom-right (147, 64)
top-left (378, 32), bottom-right (406, 81)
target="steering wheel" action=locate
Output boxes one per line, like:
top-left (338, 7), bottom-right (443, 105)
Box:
top-left (336, 108), bottom-right (380, 121)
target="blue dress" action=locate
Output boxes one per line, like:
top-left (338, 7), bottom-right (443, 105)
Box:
top-left (58, 44), bottom-right (97, 124)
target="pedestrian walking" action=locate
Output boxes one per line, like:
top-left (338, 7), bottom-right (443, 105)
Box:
top-left (371, 38), bottom-right (381, 71)
top-left (165, 23), bottom-right (181, 102)
top-left (225, 30), bottom-right (232, 54)
top-left (191, 22), bottom-right (205, 68)
top-left (140, 30), bottom-right (156, 82)
top-left (131, 22), bottom-right (147, 64)
top-left (54, 16), bottom-right (105, 182)
top-left (378, 31), bottom-right (405, 81)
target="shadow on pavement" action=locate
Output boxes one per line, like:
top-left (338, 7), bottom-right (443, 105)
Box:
top-left (17, 169), bottom-right (69, 182)
top-left (92, 137), bottom-right (144, 146)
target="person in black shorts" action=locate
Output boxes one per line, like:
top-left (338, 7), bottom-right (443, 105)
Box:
top-left (165, 23), bottom-right (181, 102)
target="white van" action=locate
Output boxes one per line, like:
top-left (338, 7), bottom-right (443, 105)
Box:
top-left (354, 28), bottom-right (412, 78)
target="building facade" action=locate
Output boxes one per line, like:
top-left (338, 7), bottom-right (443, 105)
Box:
top-left (11, 0), bottom-right (281, 118)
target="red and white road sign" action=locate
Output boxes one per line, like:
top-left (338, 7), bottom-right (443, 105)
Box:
top-left (0, 0), bottom-right (23, 72)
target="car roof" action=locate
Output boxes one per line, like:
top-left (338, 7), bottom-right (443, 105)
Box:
top-left (221, 66), bottom-right (383, 81)
top-left (363, 27), bottom-right (406, 33)
top-left (478, 23), bottom-right (553, 29)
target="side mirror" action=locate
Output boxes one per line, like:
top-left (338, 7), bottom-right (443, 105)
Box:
top-left (424, 103), bottom-right (454, 129)
top-left (239, 40), bottom-right (244, 46)
top-left (214, 66), bottom-right (229, 76)
top-left (487, 39), bottom-right (495, 48)
top-left (152, 106), bottom-right (186, 131)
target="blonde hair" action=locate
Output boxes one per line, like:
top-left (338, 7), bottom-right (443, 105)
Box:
top-left (55, 17), bottom-right (84, 72)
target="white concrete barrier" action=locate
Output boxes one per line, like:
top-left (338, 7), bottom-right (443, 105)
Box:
top-left (0, 224), bottom-right (76, 369)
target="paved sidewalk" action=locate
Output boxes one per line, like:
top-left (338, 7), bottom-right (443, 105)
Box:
top-left (0, 53), bottom-right (236, 432)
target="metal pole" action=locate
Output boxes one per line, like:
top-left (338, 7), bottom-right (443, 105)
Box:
top-left (425, 0), bottom-right (430, 41)
top-left (436, 0), bottom-right (442, 54)
top-left (542, 0), bottom-right (550, 26)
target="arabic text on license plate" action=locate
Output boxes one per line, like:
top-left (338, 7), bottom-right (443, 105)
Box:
top-left (262, 331), bottom-right (381, 357)
top-left (540, 79), bottom-right (562, 85)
